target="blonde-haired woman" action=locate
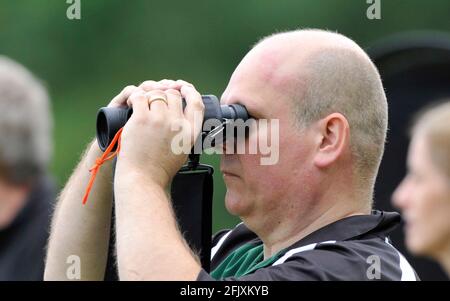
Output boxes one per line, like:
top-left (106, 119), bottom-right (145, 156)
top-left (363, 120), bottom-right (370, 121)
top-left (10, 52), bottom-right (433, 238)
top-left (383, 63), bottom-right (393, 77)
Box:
top-left (393, 101), bottom-right (450, 278)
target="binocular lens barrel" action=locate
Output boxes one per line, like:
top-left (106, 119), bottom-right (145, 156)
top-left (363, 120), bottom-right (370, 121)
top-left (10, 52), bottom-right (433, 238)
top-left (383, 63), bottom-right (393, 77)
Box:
top-left (96, 95), bottom-right (249, 151)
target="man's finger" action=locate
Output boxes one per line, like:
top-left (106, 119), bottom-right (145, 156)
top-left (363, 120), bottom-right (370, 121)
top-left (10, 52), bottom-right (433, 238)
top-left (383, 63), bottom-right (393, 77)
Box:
top-left (176, 79), bottom-right (194, 88)
top-left (108, 85), bottom-right (138, 108)
top-left (145, 90), bottom-right (168, 117)
top-left (159, 79), bottom-right (179, 88)
top-left (139, 80), bottom-right (160, 91)
top-left (166, 89), bottom-right (183, 118)
top-left (140, 79), bottom-right (180, 92)
top-left (127, 91), bottom-right (149, 121)
top-left (181, 85), bottom-right (204, 139)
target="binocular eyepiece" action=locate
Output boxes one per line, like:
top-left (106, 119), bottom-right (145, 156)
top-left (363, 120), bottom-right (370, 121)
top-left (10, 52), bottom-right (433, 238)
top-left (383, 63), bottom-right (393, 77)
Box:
top-left (96, 95), bottom-right (249, 151)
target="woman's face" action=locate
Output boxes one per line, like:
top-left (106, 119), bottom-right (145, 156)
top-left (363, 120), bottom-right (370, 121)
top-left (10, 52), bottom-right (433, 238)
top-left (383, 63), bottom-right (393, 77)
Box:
top-left (393, 132), bottom-right (450, 258)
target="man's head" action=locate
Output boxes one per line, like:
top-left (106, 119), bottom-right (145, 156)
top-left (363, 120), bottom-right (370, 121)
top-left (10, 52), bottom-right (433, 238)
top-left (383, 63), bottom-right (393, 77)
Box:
top-left (220, 29), bottom-right (387, 234)
top-left (0, 56), bottom-right (52, 187)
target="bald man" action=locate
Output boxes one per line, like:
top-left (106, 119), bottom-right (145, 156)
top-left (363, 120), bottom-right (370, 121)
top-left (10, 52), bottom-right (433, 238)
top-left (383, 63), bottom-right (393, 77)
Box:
top-left (44, 29), bottom-right (418, 281)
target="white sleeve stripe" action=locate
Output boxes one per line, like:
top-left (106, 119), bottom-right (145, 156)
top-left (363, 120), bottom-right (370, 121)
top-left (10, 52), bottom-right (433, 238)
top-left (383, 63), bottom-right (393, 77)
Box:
top-left (210, 222), bottom-right (244, 260)
top-left (385, 237), bottom-right (417, 281)
top-left (210, 230), bottom-right (232, 260)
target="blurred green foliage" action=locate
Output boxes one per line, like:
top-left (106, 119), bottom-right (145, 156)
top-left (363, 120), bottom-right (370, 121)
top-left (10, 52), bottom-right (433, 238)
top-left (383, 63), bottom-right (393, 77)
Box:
top-left (0, 0), bottom-right (449, 232)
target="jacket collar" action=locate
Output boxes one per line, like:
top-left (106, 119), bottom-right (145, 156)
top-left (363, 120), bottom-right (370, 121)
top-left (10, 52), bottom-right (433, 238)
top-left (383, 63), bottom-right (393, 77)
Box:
top-left (238, 210), bottom-right (401, 251)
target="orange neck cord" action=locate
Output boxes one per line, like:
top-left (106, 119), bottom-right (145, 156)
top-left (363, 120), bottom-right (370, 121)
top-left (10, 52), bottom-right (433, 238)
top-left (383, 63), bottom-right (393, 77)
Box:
top-left (82, 127), bottom-right (123, 205)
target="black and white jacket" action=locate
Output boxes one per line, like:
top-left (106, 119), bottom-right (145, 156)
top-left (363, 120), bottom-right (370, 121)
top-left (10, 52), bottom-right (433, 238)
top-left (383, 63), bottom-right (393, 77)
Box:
top-left (197, 210), bottom-right (419, 281)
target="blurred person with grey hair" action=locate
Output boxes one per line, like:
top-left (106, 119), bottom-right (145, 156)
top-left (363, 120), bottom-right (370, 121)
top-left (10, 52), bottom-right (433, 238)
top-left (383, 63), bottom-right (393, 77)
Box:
top-left (393, 101), bottom-right (450, 278)
top-left (0, 56), bottom-right (55, 280)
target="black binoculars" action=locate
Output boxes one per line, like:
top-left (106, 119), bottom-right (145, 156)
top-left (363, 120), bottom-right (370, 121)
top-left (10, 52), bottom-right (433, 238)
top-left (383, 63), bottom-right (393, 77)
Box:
top-left (96, 94), bottom-right (247, 272)
top-left (96, 95), bottom-right (249, 151)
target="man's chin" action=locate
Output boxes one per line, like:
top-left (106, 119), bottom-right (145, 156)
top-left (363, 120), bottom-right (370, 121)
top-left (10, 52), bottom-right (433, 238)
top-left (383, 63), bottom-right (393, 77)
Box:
top-left (224, 190), bottom-right (250, 217)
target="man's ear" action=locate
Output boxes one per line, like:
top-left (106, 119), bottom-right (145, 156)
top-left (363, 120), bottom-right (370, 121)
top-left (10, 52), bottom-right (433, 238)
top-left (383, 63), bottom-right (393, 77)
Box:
top-left (313, 113), bottom-right (350, 168)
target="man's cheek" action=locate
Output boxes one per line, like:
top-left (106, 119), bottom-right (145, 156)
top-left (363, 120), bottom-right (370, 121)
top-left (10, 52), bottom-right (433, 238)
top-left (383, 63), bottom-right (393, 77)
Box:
top-left (242, 126), bottom-right (259, 155)
top-left (258, 119), bottom-right (280, 166)
top-left (241, 155), bottom-right (282, 184)
top-left (239, 153), bottom-right (263, 170)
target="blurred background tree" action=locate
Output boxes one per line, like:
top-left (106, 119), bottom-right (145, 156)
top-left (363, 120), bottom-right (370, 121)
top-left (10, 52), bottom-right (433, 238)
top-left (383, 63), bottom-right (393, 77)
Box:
top-left (1, 0), bottom-right (449, 232)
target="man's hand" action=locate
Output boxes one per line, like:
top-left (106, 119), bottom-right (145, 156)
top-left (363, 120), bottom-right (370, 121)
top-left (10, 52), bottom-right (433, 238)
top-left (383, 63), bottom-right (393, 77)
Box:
top-left (116, 82), bottom-right (205, 188)
top-left (113, 79), bottom-right (204, 280)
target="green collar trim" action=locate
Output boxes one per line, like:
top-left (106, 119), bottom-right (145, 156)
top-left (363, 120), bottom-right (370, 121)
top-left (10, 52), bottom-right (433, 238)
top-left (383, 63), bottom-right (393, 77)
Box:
top-left (210, 243), bottom-right (283, 279)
